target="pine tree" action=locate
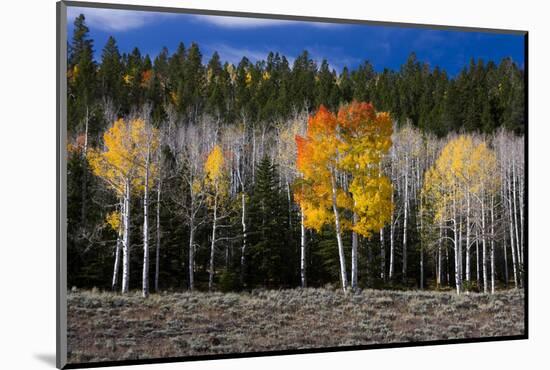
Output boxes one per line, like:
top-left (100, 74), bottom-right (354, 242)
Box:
top-left (248, 156), bottom-right (294, 287)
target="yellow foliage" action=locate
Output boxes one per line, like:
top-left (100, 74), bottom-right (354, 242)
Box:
top-left (105, 210), bottom-right (121, 231)
top-left (170, 91), bottom-right (179, 105)
top-left (204, 145), bottom-right (229, 207)
top-left (87, 118), bottom-right (160, 196)
top-left (337, 102), bottom-right (393, 237)
top-left (123, 74), bottom-right (133, 85)
top-left (295, 102), bottom-right (393, 236)
top-left (422, 135), bottom-right (500, 223)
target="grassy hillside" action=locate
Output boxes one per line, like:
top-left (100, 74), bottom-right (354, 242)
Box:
top-left (67, 288), bottom-right (524, 364)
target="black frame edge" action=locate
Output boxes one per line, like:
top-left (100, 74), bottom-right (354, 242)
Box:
top-left (58, 1), bottom-right (529, 369)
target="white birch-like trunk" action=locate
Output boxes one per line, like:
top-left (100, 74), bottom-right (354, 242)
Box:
top-left (252, 129), bottom-right (256, 184)
top-left (490, 196), bottom-right (496, 294)
top-left (465, 193), bottom-right (471, 283)
top-left (518, 166), bottom-right (524, 268)
top-left (188, 220), bottom-right (195, 291)
top-left (511, 159), bottom-right (520, 270)
top-left (331, 169), bottom-right (348, 293)
top-left (240, 190), bottom-right (247, 286)
top-left (378, 162), bottom-right (386, 282)
top-left (481, 190), bottom-right (488, 294)
top-left (112, 200), bottom-right (123, 291)
top-left (81, 106), bottom-right (90, 224)
top-left (437, 225), bottom-right (442, 288)
top-left (453, 222), bottom-right (461, 295)
top-left (419, 194), bottom-right (424, 290)
top-left (503, 233), bottom-right (509, 288)
top-left (121, 180), bottom-right (131, 294)
top-left (507, 173), bottom-right (519, 289)
top-left (300, 208), bottom-right (307, 288)
top-left (389, 190), bottom-right (395, 280)
top-left (475, 228), bottom-right (480, 287)
top-left (453, 198), bottom-right (461, 295)
top-left (209, 191), bottom-right (218, 291)
top-left (380, 227), bottom-right (385, 282)
top-left (142, 150), bottom-right (150, 298)
top-left (402, 155), bottom-right (409, 284)
top-left (155, 181), bottom-right (161, 292)
top-left (458, 216), bottom-right (463, 287)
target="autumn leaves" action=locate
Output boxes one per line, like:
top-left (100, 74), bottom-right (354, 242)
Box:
top-left (294, 102), bottom-right (393, 292)
top-left (87, 118), bottom-right (160, 295)
top-left (85, 101), bottom-right (508, 297)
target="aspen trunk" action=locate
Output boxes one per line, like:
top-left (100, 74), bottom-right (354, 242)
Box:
top-left (112, 200), bottom-right (123, 291)
top-left (454, 223), bottom-right (461, 295)
top-left (121, 180), bottom-right (131, 294)
top-left (453, 198), bottom-right (461, 295)
top-left (419, 195), bottom-right (424, 290)
top-left (475, 230), bottom-right (480, 288)
top-left (380, 227), bottom-right (386, 282)
top-left (511, 159), bottom-right (520, 270)
top-left (507, 175), bottom-right (519, 288)
top-left (81, 106), bottom-right (89, 225)
top-left (155, 181), bottom-right (161, 292)
top-left (458, 217), bottom-right (463, 288)
top-left (330, 170), bottom-right (348, 293)
top-left (465, 193), bottom-right (471, 283)
top-left (389, 190), bottom-right (395, 280)
top-left (490, 196), bottom-right (496, 294)
top-left (300, 208), bottom-right (307, 288)
top-left (503, 237), bottom-right (509, 288)
top-left (240, 190), bottom-right (247, 286)
top-left (518, 168), bottom-right (524, 268)
top-left (379, 163), bottom-right (386, 282)
top-left (481, 194), bottom-right (487, 294)
top-left (142, 152), bottom-right (150, 298)
top-left (445, 243), bottom-right (450, 287)
top-left (402, 155), bottom-right (408, 284)
top-left (188, 222), bottom-right (195, 291)
top-left (436, 225), bottom-right (442, 288)
top-left (208, 193), bottom-right (218, 291)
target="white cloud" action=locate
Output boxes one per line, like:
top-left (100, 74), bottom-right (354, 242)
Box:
top-left (195, 15), bottom-right (342, 29)
top-left (196, 15), bottom-right (292, 28)
top-left (67, 7), bottom-right (172, 32)
top-left (205, 43), bottom-right (271, 64)
top-left (67, 7), bottom-right (344, 32)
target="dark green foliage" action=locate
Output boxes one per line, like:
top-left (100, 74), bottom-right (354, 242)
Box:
top-left (246, 157), bottom-right (297, 288)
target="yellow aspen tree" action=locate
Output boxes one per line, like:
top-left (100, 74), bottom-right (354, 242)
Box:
top-left (423, 134), bottom-right (499, 295)
top-left (337, 102), bottom-right (393, 289)
top-left (106, 209), bottom-right (123, 291)
top-left (88, 118), bottom-right (141, 294)
top-left (204, 144), bottom-right (229, 291)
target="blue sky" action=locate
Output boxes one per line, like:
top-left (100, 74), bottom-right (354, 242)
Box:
top-left (67, 6), bottom-right (525, 76)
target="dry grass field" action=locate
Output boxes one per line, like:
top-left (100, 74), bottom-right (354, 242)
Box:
top-left (67, 287), bottom-right (525, 364)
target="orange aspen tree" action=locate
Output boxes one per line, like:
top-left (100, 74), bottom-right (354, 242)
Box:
top-left (295, 106), bottom-right (349, 292)
top-left (295, 103), bottom-right (393, 292)
top-left (337, 102), bottom-right (393, 289)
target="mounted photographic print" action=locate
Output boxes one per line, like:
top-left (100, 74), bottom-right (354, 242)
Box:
top-left (56, 1), bottom-right (528, 368)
